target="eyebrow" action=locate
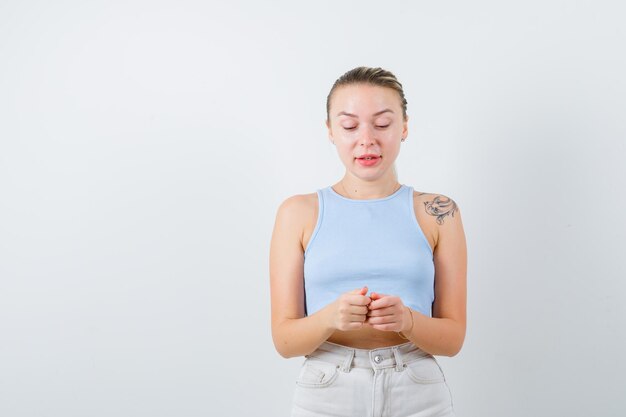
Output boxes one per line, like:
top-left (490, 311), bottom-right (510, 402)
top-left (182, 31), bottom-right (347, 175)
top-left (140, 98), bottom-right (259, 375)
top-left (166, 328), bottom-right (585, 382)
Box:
top-left (336, 108), bottom-right (395, 118)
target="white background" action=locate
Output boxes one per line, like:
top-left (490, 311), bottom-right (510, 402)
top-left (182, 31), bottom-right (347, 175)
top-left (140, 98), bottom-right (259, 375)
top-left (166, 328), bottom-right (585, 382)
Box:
top-left (1, 1), bottom-right (625, 416)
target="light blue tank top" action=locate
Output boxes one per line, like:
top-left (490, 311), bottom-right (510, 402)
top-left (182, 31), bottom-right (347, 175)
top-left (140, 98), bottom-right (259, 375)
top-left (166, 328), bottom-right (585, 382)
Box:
top-left (303, 184), bottom-right (435, 317)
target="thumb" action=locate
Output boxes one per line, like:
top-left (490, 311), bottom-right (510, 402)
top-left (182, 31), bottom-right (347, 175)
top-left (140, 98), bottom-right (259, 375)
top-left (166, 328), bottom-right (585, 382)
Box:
top-left (370, 291), bottom-right (385, 299)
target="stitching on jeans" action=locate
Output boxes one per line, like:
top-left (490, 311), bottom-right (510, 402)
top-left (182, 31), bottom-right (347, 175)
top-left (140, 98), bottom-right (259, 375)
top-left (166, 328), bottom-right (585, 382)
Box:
top-left (433, 359), bottom-right (455, 409)
top-left (404, 357), bottom-right (446, 384)
top-left (295, 364), bottom-right (339, 388)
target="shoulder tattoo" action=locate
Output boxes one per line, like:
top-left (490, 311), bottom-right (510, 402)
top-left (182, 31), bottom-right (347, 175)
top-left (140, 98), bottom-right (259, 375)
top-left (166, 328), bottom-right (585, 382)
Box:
top-left (423, 195), bottom-right (458, 225)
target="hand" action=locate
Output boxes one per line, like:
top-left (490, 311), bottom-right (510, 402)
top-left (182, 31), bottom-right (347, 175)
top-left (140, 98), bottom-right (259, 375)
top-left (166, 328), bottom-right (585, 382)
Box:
top-left (365, 292), bottom-right (412, 333)
top-left (328, 286), bottom-right (371, 331)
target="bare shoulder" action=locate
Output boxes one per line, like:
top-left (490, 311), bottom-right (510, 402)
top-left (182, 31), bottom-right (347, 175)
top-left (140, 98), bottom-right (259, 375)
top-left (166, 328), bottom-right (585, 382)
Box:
top-left (413, 190), bottom-right (461, 226)
top-left (275, 192), bottom-right (317, 224)
top-left (412, 190), bottom-right (463, 250)
top-left (273, 192), bottom-right (318, 251)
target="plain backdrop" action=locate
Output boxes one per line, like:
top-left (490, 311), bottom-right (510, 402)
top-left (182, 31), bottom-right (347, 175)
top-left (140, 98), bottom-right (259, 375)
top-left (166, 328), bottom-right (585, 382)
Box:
top-left (1, 1), bottom-right (625, 416)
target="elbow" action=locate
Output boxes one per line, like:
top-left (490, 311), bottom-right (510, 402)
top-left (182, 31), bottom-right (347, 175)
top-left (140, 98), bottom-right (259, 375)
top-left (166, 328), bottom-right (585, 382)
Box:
top-left (273, 337), bottom-right (310, 359)
top-left (272, 333), bottom-right (298, 359)
top-left (274, 344), bottom-right (293, 359)
top-left (271, 323), bottom-right (288, 358)
top-left (272, 338), bottom-right (289, 358)
top-left (447, 332), bottom-right (466, 357)
top-left (274, 345), bottom-right (301, 359)
top-left (445, 345), bottom-right (462, 357)
top-left (272, 319), bottom-right (309, 358)
top-left (440, 323), bottom-right (465, 357)
top-left (439, 342), bottom-right (462, 357)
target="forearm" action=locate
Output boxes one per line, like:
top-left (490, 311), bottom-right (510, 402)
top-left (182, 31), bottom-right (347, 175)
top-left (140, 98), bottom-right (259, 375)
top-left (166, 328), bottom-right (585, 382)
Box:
top-left (272, 307), bottom-right (335, 358)
top-left (403, 309), bottom-right (465, 357)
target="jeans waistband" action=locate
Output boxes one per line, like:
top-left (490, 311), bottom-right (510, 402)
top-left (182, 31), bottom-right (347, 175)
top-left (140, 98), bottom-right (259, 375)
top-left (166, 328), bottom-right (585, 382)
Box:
top-left (305, 341), bottom-right (432, 373)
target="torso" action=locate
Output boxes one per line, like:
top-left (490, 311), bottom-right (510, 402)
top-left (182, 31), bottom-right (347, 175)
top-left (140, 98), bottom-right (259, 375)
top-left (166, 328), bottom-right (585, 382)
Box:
top-left (298, 187), bottom-right (439, 349)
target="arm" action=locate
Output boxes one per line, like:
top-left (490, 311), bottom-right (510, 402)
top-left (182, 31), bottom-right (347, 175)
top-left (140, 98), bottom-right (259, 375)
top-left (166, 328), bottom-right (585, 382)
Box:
top-left (269, 196), bottom-right (371, 358)
top-left (366, 198), bottom-right (467, 357)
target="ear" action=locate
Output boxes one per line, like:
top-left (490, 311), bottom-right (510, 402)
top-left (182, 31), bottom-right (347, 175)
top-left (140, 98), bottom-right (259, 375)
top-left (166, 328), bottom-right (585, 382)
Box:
top-left (402, 115), bottom-right (409, 140)
top-left (326, 119), bottom-right (334, 144)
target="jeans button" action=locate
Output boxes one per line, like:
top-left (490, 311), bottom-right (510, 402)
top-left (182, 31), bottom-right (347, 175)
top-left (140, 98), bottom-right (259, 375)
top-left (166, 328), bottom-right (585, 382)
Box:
top-left (374, 355), bottom-right (383, 363)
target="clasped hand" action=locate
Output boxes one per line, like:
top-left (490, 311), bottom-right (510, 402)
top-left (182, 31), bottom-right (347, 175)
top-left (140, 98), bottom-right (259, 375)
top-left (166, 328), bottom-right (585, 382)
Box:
top-left (331, 285), bottom-right (411, 333)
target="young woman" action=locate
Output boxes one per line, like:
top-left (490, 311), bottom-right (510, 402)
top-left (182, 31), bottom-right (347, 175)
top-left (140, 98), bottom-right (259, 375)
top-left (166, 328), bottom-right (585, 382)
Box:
top-left (269, 66), bottom-right (467, 417)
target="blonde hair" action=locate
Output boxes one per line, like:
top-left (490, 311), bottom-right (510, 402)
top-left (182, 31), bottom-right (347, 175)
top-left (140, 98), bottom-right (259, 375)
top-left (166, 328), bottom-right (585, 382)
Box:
top-left (326, 66), bottom-right (408, 123)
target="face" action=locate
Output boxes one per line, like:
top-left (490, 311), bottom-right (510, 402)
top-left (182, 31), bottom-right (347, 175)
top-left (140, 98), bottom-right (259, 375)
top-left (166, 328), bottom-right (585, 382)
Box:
top-left (326, 83), bottom-right (408, 182)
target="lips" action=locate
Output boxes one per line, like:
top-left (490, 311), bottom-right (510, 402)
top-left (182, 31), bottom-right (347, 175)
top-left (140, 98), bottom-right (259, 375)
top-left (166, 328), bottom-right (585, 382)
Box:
top-left (356, 154), bottom-right (381, 160)
top-left (355, 154), bottom-right (382, 167)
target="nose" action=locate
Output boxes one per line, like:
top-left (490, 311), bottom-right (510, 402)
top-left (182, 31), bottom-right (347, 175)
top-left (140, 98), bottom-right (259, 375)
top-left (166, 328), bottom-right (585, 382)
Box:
top-left (358, 125), bottom-right (376, 147)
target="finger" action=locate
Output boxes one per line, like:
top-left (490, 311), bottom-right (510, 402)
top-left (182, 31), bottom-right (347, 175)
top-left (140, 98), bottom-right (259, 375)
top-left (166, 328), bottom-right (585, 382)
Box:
top-left (349, 295), bottom-right (372, 306)
top-left (349, 286), bottom-right (369, 296)
top-left (345, 321), bottom-right (366, 330)
top-left (366, 314), bottom-right (398, 325)
top-left (349, 313), bottom-right (367, 322)
top-left (367, 306), bottom-right (396, 317)
top-left (351, 305), bottom-right (369, 315)
top-left (369, 297), bottom-right (395, 310)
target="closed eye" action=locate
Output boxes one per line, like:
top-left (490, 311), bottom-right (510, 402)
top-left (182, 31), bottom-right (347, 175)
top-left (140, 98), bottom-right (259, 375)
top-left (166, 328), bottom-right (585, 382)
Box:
top-left (343, 125), bottom-right (389, 130)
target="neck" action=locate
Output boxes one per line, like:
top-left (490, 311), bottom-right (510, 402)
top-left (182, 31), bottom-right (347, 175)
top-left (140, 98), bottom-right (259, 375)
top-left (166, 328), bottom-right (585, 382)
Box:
top-left (337, 175), bottom-right (401, 200)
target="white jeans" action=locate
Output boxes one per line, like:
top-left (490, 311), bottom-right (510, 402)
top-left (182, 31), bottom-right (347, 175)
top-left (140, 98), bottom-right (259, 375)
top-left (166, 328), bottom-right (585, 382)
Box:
top-left (291, 341), bottom-right (456, 417)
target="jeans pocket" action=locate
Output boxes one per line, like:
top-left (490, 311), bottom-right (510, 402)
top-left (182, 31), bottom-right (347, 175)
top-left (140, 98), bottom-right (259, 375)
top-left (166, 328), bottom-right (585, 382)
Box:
top-left (295, 358), bottom-right (340, 388)
top-left (404, 355), bottom-right (446, 384)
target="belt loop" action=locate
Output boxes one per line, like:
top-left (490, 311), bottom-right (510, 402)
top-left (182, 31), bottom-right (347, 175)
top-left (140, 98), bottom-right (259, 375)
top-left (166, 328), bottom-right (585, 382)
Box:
top-left (340, 349), bottom-right (355, 373)
top-left (392, 347), bottom-right (404, 372)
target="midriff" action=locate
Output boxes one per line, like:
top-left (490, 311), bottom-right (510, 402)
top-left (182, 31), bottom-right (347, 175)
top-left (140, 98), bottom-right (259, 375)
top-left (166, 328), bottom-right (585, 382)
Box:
top-left (326, 325), bottom-right (410, 349)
